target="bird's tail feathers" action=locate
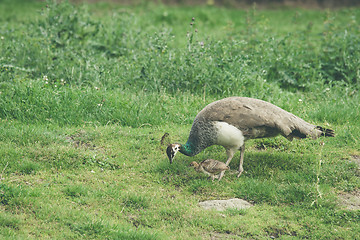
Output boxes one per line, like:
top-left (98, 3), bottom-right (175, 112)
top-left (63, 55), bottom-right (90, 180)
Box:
top-left (316, 126), bottom-right (335, 137)
top-left (287, 125), bottom-right (335, 141)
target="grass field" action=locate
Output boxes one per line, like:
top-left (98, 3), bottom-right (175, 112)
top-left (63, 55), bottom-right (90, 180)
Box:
top-left (0, 0), bottom-right (359, 239)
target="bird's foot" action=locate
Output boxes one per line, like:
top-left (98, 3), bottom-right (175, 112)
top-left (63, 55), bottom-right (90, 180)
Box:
top-left (237, 166), bottom-right (244, 178)
top-left (207, 176), bottom-right (216, 181)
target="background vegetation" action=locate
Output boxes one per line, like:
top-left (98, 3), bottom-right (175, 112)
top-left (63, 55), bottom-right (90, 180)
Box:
top-left (0, 0), bottom-right (359, 239)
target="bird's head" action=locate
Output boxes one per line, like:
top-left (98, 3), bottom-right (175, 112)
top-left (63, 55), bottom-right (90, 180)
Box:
top-left (189, 161), bottom-right (199, 168)
top-left (166, 143), bottom-right (181, 164)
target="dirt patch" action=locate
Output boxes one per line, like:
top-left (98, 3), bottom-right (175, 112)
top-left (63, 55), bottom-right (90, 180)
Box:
top-left (338, 190), bottom-right (360, 211)
top-left (337, 155), bottom-right (360, 210)
top-left (265, 226), bottom-right (297, 239)
top-left (65, 130), bottom-right (97, 150)
top-left (208, 232), bottom-right (242, 240)
top-left (350, 155), bottom-right (360, 167)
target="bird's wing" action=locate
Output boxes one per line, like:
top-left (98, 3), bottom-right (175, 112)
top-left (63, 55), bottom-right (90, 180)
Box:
top-left (201, 159), bottom-right (228, 173)
top-left (197, 97), bottom-right (311, 138)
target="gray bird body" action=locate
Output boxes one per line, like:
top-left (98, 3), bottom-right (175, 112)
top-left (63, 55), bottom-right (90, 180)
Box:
top-left (167, 97), bottom-right (334, 178)
top-left (190, 159), bottom-right (230, 181)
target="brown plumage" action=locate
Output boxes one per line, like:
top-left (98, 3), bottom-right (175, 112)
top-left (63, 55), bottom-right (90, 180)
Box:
top-left (198, 97), bottom-right (334, 140)
top-left (190, 159), bottom-right (230, 181)
top-left (167, 97), bottom-right (335, 179)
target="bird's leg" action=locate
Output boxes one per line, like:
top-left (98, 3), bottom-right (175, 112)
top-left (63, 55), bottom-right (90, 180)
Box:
top-left (218, 148), bottom-right (235, 180)
top-left (237, 144), bottom-right (245, 178)
top-left (218, 173), bottom-right (224, 181)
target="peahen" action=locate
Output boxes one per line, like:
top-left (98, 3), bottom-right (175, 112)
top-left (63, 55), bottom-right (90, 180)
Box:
top-left (166, 97), bottom-right (334, 179)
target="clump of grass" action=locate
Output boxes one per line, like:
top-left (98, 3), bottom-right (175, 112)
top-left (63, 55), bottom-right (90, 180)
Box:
top-left (123, 194), bottom-right (150, 210)
top-left (63, 185), bottom-right (88, 198)
top-left (110, 227), bottom-right (160, 240)
top-left (71, 219), bottom-right (110, 236)
top-left (18, 160), bottom-right (39, 175)
top-left (0, 212), bottom-right (20, 230)
top-left (234, 178), bottom-right (278, 204)
top-left (225, 208), bottom-right (248, 216)
top-left (0, 183), bottom-right (27, 207)
top-left (159, 207), bottom-right (184, 222)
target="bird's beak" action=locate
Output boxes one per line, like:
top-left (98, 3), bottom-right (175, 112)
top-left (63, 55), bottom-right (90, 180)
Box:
top-left (166, 145), bottom-right (174, 164)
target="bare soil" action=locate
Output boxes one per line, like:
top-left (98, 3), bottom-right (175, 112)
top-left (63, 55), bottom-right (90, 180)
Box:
top-left (338, 190), bottom-right (360, 210)
top-left (337, 155), bottom-right (360, 210)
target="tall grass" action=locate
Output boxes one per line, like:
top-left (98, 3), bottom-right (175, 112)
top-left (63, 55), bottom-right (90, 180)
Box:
top-left (0, 0), bottom-right (359, 127)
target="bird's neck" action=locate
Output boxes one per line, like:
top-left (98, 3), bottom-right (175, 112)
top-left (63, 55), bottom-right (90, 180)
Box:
top-left (180, 142), bottom-right (196, 156)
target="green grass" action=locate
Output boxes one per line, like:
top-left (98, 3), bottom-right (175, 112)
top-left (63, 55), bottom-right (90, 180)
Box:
top-left (0, 122), bottom-right (359, 239)
top-left (0, 0), bottom-right (359, 239)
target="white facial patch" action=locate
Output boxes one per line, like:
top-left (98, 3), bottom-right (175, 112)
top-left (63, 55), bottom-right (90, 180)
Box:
top-left (172, 144), bottom-right (180, 157)
top-left (167, 144), bottom-right (181, 162)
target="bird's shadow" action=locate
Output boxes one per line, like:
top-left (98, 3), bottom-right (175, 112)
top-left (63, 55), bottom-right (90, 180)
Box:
top-left (228, 151), bottom-right (315, 179)
top-left (153, 147), bottom-right (315, 186)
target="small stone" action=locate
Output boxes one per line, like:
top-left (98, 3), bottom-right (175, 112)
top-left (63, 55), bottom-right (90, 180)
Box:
top-left (199, 198), bottom-right (252, 211)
